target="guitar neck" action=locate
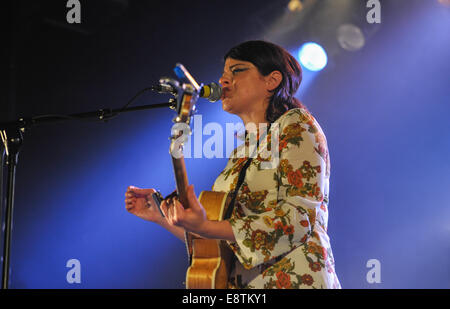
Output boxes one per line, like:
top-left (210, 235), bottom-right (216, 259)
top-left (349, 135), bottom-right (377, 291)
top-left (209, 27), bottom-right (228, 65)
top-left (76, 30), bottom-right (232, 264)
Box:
top-left (171, 155), bottom-right (190, 208)
top-left (167, 81), bottom-right (197, 210)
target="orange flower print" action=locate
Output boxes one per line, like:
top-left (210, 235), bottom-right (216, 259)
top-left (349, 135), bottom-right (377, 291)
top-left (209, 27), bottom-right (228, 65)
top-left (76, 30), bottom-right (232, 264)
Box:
top-left (283, 123), bottom-right (305, 138)
top-left (274, 221), bottom-right (284, 231)
top-left (307, 209), bottom-right (316, 224)
top-left (309, 262), bottom-right (322, 272)
top-left (307, 241), bottom-right (322, 255)
top-left (275, 208), bottom-right (285, 217)
top-left (301, 274), bottom-right (314, 286)
top-left (283, 225), bottom-right (295, 235)
top-left (263, 216), bottom-right (274, 228)
top-left (300, 234), bottom-right (308, 243)
top-left (279, 139), bottom-right (288, 152)
top-left (279, 159), bottom-right (292, 174)
top-left (300, 220), bottom-right (309, 227)
top-left (287, 169), bottom-right (303, 188)
top-left (275, 271), bottom-right (291, 289)
top-left (268, 199), bottom-right (277, 209)
top-left (251, 230), bottom-right (268, 250)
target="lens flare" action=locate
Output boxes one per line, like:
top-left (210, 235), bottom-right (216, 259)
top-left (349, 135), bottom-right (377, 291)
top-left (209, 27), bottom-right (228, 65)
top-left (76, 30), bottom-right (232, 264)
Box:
top-left (298, 42), bottom-right (328, 71)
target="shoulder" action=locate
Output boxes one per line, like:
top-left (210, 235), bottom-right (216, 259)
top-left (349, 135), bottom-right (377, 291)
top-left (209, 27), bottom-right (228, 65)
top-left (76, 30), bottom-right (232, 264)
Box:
top-left (274, 108), bottom-right (331, 173)
top-left (275, 108), bottom-right (314, 124)
top-left (274, 108), bottom-right (321, 134)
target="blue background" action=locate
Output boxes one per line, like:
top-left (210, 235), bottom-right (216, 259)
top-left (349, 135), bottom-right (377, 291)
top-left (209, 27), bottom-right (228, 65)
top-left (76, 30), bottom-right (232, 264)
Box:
top-left (1, 0), bottom-right (449, 288)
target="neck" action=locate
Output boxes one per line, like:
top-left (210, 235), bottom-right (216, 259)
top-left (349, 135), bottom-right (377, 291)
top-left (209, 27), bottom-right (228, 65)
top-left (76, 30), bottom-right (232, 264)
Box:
top-left (238, 100), bottom-right (269, 132)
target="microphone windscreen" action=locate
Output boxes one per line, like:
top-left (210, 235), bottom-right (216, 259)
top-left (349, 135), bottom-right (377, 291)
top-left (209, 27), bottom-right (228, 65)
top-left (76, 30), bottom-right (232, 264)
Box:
top-left (203, 82), bottom-right (222, 102)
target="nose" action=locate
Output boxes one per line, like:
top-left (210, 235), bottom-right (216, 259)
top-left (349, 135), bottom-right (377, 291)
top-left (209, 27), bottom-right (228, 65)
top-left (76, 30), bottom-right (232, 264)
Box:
top-left (219, 72), bottom-right (231, 87)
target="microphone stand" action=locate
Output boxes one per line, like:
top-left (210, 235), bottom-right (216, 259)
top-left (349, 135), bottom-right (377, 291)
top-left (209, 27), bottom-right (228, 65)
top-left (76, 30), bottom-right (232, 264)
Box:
top-left (0, 100), bottom-right (173, 289)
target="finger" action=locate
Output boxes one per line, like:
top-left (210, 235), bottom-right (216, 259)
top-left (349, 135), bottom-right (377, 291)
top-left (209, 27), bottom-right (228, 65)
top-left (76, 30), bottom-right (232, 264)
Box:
top-left (187, 185), bottom-right (199, 209)
top-left (167, 199), bottom-right (176, 225)
top-left (127, 186), bottom-right (136, 193)
top-left (125, 197), bottom-right (136, 204)
top-left (129, 187), bottom-right (156, 197)
top-left (172, 201), bottom-right (178, 225)
top-left (125, 203), bottom-right (134, 211)
top-left (160, 200), bottom-right (169, 219)
top-left (187, 184), bottom-right (195, 198)
top-left (173, 198), bottom-right (185, 225)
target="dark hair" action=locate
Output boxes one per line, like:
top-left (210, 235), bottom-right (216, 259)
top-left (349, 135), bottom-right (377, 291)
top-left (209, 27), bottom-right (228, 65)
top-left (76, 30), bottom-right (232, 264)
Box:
top-left (224, 40), bottom-right (306, 123)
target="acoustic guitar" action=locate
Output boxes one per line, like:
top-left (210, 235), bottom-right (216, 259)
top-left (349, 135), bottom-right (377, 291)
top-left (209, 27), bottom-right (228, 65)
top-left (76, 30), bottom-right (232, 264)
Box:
top-left (151, 71), bottom-right (233, 289)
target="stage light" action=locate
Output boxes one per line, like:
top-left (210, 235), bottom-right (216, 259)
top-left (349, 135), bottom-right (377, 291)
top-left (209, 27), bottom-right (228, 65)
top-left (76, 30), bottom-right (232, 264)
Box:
top-left (337, 24), bottom-right (365, 51)
top-left (438, 0), bottom-right (450, 7)
top-left (288, 0), bottom-right (303, 12)
top-left (298, 42), bottom-right (328, 71)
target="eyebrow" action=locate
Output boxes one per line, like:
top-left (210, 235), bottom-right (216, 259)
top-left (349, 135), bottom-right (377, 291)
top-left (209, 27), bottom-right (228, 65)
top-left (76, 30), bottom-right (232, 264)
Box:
top-left (229, 63), bottom-right (247, 69)
top-left (222, 63), bottom-right (249, 75)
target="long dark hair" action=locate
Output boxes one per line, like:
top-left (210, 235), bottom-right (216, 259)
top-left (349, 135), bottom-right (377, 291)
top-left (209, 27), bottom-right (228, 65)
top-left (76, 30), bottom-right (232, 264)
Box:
top-left (224, 40), bottom-right (306, 123)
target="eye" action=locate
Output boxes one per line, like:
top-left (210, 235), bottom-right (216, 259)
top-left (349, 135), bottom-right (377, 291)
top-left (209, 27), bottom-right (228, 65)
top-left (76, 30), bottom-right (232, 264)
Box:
top-left (231, 68), bottom-right (248, 75)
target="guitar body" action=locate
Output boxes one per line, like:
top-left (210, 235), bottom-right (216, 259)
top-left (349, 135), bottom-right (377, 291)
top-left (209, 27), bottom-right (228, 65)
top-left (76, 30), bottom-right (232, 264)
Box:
top-left (185, 191), bottom-right (233, 289)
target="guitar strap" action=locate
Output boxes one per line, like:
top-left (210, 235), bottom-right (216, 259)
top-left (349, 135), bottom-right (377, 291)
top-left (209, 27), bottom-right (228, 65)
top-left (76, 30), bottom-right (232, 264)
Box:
top-left (219, 125), bottom-right (271, 281)
top-left (223, 157), bottom-right (253, 220)
top-left (224, 122), bottom-right (272, 220)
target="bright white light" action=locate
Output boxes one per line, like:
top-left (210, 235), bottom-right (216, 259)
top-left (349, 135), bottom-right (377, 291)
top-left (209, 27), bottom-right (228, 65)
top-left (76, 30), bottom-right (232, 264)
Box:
top-left (298, 42), bottom-right (328, 72)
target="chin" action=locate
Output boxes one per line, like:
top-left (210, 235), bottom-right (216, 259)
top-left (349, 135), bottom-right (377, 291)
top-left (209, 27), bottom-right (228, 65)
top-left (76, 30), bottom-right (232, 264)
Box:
top-left (221, 99), bottom-right (233, 113)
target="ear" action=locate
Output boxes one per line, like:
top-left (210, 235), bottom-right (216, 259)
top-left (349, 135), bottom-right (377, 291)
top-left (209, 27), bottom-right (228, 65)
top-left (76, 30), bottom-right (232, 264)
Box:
top-left (265, 70), bottom-right (283, 92)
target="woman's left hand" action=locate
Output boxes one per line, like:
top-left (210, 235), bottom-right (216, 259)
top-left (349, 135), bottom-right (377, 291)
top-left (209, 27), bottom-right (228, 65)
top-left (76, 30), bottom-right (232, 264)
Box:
top-left (161, 184), bottom-right (208, 235)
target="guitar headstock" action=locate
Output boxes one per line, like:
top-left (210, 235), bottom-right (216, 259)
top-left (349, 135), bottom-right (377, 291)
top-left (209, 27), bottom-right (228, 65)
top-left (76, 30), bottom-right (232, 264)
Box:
top-left (159, 62), bottom-right (203, 127)
top-left (157, 64), bottom-right (203, 159)
top-left (158, 64), bottom-right (202, 209)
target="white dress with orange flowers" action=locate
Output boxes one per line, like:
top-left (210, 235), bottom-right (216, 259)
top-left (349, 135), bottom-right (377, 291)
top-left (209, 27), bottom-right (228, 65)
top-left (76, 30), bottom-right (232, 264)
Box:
top-left (212, 108), bottom-right (341, 289)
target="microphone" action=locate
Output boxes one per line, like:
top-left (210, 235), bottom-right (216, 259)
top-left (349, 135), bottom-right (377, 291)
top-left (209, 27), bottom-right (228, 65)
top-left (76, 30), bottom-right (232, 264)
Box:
top-left (199, 82), bottom-right (222, 102)
top-left (151, 82), bottom-right (222, 102)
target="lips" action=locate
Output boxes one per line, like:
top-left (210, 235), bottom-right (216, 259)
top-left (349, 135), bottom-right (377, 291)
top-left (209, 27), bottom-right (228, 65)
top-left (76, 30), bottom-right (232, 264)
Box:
top-left (221, 87), bottom-right (231, 100)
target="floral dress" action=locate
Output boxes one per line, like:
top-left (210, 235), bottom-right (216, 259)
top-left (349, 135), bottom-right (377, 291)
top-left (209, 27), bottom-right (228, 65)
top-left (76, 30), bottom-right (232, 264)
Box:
top-left (212, 108), bottom-right (341, 289)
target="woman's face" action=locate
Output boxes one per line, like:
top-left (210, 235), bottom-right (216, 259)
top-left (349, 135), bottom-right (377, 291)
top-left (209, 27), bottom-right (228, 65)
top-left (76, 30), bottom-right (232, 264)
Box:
top-left (219, 58), bottom-right (269, 116)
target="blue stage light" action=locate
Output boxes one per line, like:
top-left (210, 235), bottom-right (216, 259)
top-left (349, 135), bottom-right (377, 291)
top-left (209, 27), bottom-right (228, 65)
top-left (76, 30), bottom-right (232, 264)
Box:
top-left (298, 42), bottom-right (328, 71)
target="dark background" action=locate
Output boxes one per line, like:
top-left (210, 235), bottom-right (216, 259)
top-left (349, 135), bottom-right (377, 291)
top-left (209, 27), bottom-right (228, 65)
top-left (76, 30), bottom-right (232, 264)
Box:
top-left (1, 0), bottom-right (449, 288)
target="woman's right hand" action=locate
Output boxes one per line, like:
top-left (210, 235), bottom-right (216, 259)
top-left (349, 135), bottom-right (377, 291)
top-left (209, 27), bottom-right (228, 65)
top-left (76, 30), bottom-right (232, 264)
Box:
top-left (125, 186), bottom-right (164, 224)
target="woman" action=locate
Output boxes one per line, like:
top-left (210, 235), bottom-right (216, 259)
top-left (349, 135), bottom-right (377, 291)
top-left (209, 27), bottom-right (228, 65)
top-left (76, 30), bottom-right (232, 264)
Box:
top-left (125, 40), bottom-right (341, 289)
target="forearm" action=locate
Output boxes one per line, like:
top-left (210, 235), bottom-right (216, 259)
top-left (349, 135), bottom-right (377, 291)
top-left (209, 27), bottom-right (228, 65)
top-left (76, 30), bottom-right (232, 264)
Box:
top-left (158, 219), bottom-right (235, 243)
top-left (196, 220), bottom-right (236, 242)
top-left (157, 219), bottom-right (186, 242)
